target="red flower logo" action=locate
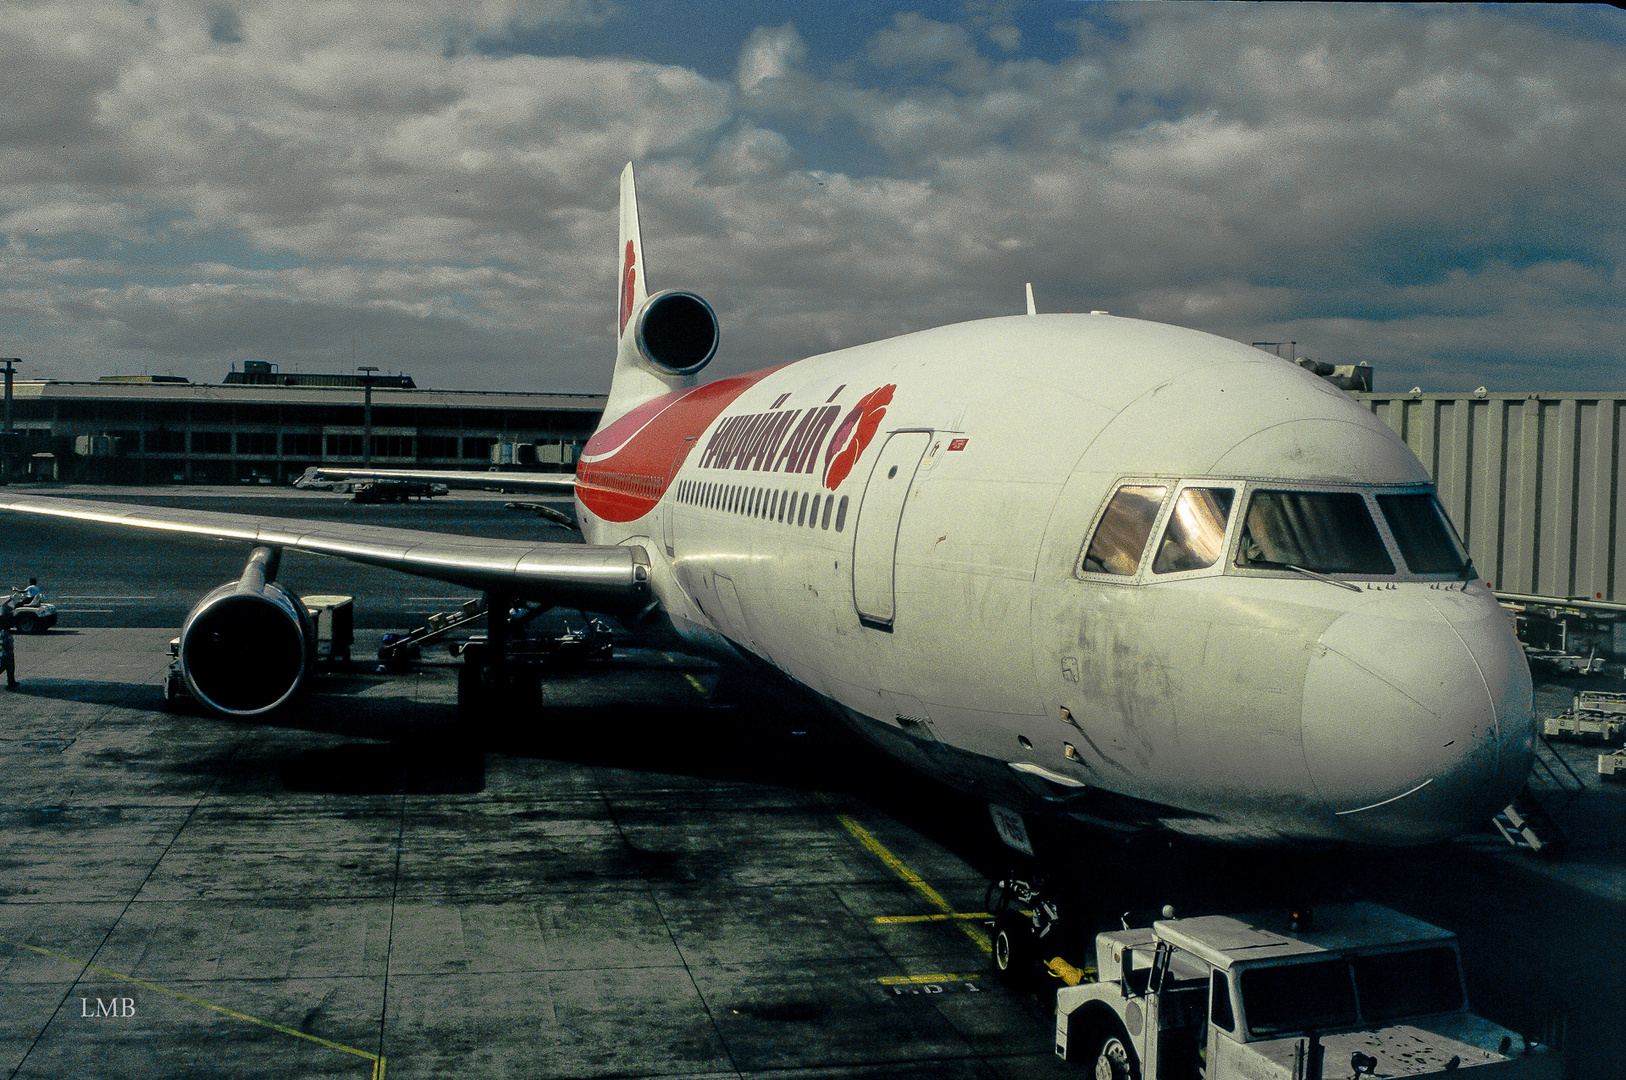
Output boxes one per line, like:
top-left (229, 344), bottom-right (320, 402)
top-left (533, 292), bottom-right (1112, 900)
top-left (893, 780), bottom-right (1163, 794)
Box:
top-left (823, 383), bottom-right (895, 490)
top-left (618, 241), bottom-right (637, 335)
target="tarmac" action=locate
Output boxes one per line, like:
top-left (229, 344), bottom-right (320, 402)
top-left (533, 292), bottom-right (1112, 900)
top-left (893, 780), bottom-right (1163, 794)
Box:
top-left (0, 488), bottom-right (1622, 1079)
top-left (0, 626), bottom-right (1076, 1080)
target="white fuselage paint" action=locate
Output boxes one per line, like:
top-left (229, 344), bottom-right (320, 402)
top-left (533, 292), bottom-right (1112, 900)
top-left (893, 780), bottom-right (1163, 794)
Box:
top-left (577, 314), bottom-right (1535, 847)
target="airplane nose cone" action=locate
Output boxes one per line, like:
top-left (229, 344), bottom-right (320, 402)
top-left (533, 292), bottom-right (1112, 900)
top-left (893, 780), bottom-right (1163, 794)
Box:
top-left (1301, 588), bottom-right (1534, 845)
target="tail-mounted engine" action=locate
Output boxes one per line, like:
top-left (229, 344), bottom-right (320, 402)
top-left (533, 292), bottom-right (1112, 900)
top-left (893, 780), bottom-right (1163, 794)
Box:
top-left (631, 289), bottom-right (718, 377)
top-left (177, 546), bottom-right (312, 716)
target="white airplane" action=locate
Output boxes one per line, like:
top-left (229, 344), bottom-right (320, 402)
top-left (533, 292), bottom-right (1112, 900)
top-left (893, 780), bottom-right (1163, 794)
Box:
top-left (0, 165), bottom-right (1534, 849)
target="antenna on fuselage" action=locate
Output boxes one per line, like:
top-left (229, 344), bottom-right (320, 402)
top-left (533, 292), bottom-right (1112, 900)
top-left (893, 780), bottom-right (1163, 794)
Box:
top-left (1025, 282), bottom-right (1037, 316)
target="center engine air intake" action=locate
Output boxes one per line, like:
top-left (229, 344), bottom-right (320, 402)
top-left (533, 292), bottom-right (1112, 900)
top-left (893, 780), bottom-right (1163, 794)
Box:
top-left (633, 290), bottom-right (719, 376)
top-left (177, 548), bottom-right (312, 717)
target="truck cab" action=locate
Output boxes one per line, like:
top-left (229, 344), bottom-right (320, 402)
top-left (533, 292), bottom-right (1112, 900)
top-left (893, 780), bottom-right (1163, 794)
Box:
top-left (1054, 902), bottom-right (1557, 1079)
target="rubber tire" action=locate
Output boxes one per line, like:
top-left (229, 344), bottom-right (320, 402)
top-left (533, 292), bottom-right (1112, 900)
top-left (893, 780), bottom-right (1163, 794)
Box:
top-left (992, 911), bottom-right (1038, 988)
top-left (16, 613), bottom-right (37, 634)
top-left (1088, 1029), bottom-right (1139, 1080)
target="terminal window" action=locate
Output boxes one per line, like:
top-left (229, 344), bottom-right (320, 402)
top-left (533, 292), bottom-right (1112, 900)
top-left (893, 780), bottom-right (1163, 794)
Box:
top-left (282, 432), bottom-right (320, 456)
top-left (193, 431), bottom-right (233, 454)
top-left (145, 430), bottom-right (187, 453)
top-left (370, 434), bottom-right (413, 458)
top-left (418, 435), bottom-right (459, 459)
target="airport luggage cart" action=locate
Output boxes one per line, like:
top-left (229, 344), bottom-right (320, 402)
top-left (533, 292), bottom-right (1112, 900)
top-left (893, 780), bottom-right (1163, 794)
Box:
top-left (1524, 646), bottom-right (1605, 676)
top-left (303, 594), bottom-right (354, 664)
top-left (1543, 690), bottom-right (1626, 745)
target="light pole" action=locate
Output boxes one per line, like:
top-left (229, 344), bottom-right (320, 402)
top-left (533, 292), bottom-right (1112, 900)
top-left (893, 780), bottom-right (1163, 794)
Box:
top-left (1, 358), bottom-right (19, 482)
top-left (358, 366), bottom-right (378, 468)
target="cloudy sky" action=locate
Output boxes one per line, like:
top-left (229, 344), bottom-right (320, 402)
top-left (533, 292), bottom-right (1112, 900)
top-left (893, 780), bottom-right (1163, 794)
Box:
top-left (2, 2), bottom-right (1622, 394)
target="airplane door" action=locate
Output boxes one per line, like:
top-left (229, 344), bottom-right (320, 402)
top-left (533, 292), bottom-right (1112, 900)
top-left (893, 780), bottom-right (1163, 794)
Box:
top-left (663, 437), bottom-right (695, 557)
top-left (713, 573), bottom-right (755, 650)
top-left (851, 430), bottom-right (931, 631)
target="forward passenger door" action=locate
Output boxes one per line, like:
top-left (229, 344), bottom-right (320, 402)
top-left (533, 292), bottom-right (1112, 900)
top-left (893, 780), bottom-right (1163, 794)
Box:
top-left (850, 430), bottom-right (932, 630)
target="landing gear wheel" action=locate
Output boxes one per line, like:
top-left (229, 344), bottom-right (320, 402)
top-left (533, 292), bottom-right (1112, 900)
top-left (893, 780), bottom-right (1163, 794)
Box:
top-left (1089, 1030), bottom-right (1138, 1080)
top-left (991, 911), bottom-right (1038, 988)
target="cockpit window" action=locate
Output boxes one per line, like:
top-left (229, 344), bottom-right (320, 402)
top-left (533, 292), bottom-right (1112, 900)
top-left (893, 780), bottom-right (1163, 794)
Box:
top-left (1154, 488), bottom-right (1235, 574)
top-left (1083, 484), bottom-right (1168, 576)
top-left (1377, 494), bottom-right (1471, 575)
top-left (1237, 491), bottom-right (1396, 575)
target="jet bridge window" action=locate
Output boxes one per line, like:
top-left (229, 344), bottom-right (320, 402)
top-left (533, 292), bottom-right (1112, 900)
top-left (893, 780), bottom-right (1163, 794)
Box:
top-left (1153, 487), bottom-right (1235, 574)
top-left (1237, 491), bottom-right (1395, 575)
top-left (1377, 494), bottom-right (1471, 575)
top-left (1082, 484), bottom-right (1168, 576)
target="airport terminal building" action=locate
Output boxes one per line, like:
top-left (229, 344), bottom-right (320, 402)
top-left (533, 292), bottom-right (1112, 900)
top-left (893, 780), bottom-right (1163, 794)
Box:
top-left (0, 362), bottom-right (605, 485)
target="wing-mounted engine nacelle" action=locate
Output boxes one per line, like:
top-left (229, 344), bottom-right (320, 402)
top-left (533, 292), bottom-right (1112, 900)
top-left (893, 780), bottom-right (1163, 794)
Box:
top-left (177, 547), bottom-right (312, 717)
top-left (631, 289), bottom-right (719, 377)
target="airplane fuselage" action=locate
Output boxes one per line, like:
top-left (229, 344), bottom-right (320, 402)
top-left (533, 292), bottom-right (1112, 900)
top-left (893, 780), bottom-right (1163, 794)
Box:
top-left (573, 312), bottom-right (1534, 847)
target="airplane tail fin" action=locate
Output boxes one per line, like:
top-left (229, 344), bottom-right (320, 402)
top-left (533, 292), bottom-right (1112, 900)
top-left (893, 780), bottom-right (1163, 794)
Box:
top-left (615, 163), bottom-right (648, 349)
top-left (600, 163), bottom-right (719, 427)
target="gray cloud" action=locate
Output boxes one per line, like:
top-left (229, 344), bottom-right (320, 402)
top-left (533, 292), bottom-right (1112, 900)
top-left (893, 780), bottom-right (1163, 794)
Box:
top-left (0, 2), bottom-right (1620, 394)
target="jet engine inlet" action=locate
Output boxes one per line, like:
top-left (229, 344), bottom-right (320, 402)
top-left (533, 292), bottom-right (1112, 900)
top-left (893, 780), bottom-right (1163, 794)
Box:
top-left (633, 290), bottom-right (718, 376)
top-left (178, 579), bottom-right (311, 716)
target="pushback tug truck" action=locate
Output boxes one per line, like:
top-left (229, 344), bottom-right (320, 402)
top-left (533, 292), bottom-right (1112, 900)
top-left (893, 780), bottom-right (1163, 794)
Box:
top-left (1054, 902), bottom-right (1557, 1079)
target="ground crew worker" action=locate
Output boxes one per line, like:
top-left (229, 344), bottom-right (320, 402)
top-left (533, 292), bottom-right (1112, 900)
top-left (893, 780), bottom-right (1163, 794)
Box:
top-left (21, 578), bottom-right (40, 604)
top-left (0, 600), bottom-right (17, 690)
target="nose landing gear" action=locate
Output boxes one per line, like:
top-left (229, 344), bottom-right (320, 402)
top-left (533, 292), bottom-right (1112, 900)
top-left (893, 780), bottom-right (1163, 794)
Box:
top-left (987, 874), bottom-right (1072, 989)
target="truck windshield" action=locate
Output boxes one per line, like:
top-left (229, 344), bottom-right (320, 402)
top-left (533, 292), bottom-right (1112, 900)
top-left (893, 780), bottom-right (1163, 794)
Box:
top-left (1352, 948), bottom-right (1463, 1021)
top-left (1237, 491), bottom-right (1395, 575)
top-left (1240, 959), bottom-right (1357, 1036)
top-left (1376, 494), bottom-right (1471, 576)
top-left (1241, 948), bottom-right (1464, 1037)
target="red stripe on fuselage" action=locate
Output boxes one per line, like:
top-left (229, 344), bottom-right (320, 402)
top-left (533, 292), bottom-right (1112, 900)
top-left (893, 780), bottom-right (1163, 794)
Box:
top-left (576, 368), bottom-right (780, 523)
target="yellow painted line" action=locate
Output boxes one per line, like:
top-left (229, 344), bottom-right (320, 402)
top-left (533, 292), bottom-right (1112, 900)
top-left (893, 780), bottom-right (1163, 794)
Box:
top-left (656, 651), bottom-right (709, 697)
top-left (13, 942), bottom-right (384, 1078)
top-left (834, 814), bottom-right (991, 954)
top-left (876, 972), bottom-right (984, 986)
top-left (872, 912), bottom-right (991, 925)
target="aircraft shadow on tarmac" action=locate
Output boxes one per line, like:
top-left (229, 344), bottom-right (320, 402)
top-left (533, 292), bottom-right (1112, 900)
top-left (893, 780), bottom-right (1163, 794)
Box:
top-left (7, 678), bottom-right (158, 708)
top-left (276, 739), bottom-right (488, 795)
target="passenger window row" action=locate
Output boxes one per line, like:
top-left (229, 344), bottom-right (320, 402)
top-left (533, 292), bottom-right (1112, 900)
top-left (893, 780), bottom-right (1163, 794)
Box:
top-left (674, 479), bottom-right (850, 533)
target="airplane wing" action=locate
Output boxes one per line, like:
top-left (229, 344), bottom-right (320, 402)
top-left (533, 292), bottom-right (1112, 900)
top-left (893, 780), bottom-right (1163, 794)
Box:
top-left (0, 493), bottom-right (646, 609)
top-left (296, 466), bottom-right (576, 495)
